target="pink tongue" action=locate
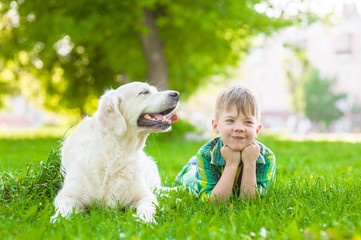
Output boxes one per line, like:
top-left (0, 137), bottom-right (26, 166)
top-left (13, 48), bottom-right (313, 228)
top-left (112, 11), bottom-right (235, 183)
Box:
top-left (170, 114), bottom-right (178, 123)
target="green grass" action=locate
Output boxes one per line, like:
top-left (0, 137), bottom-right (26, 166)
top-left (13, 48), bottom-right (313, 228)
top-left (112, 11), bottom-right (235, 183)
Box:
top-left (1, 132), bottom-right (361, 239)
top-left (0, 137), bottom-right (59, 172)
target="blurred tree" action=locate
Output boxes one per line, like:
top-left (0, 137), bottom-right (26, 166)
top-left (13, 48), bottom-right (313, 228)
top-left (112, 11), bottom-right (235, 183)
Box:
top-left (285, 45), bottom-right (346, 131)
top-left (0, 59), bottom-right (21, 109)
top-left (284, 44), bottom-right (310, 122)
top-left (0, 0), bottom-right (310, 116)
top-left (304, 69), bottom-right (347, 131)
top-left (351, 102), bottom-right (361, 132)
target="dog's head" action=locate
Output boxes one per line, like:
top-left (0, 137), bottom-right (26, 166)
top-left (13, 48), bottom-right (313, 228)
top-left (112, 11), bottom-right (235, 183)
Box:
top-left (95, 82), bottom-right (179, 136)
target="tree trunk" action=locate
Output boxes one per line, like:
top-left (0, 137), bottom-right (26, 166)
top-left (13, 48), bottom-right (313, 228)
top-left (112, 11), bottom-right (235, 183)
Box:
top-left (139, 8), bottom-right (169, 90)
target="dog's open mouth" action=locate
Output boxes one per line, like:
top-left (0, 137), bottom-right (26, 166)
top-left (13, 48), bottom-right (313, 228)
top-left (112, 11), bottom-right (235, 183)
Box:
top-left (137, 106), bottom-right (178, 129)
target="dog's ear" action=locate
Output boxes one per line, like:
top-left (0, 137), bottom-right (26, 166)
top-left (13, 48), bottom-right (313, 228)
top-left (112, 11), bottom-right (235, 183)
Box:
top-left (95, 90), bottom-right (127, 136)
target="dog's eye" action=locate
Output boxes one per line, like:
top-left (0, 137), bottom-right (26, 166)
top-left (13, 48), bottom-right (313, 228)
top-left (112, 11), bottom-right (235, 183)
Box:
top-left (139, 90), bottom-right (150, 95)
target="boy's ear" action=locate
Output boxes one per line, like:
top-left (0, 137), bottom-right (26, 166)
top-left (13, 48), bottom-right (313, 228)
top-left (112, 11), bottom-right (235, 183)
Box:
top-left (255, 124), bottom-right (262, 137)
top-left (212, 119), bottom-right (219, 134)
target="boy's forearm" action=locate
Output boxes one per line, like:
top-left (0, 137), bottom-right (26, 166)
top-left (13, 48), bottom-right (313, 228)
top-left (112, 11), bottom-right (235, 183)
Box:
top-left (209, 165), bottom-right (238, 202)
top-left (240, 163), bottom-right (257, 201)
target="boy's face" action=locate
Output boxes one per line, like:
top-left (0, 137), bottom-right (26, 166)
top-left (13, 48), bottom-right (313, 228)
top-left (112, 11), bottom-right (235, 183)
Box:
top-left (212, 105), bottom-right (261, 151)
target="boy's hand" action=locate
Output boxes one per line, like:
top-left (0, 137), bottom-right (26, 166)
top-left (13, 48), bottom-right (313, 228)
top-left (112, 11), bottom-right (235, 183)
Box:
top-left (241, 141), bottom-right (260, 166)
top-left (221, 145), bottom-right (241, 168)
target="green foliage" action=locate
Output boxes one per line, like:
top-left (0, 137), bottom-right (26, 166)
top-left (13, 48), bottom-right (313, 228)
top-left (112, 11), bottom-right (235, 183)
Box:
top-left (1, 134), bottom-right (361, 239)
top-left (0, 0), bottom-right (307, 115)
top-left (0, 59), bottom-right (21, 108)
top-left (304, 69), bottom-right (347, 129)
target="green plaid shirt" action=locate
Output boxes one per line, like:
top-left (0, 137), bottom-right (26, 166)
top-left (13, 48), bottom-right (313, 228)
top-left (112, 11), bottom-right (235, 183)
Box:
top-left (177, 137), bottom-right (276, 202)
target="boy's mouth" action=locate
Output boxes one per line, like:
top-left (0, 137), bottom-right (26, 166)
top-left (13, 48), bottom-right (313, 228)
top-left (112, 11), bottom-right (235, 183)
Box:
top-left (232, 136), bottom-right (245, 140)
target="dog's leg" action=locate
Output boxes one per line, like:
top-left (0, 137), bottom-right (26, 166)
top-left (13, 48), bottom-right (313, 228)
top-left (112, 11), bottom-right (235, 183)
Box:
top-left (141, 154), bottom-right (161, 191)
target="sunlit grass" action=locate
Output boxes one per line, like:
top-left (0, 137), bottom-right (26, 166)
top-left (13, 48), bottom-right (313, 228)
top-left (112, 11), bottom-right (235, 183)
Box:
top-left (0, 131), bottom-right (361, 239)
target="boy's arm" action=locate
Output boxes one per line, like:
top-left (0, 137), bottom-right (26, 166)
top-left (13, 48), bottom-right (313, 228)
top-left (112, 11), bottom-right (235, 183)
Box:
top-left (257, 148), bottom-right (276, 195)
top-left (209, 146), bottom-right (241, 202)
top-left (239, 141), bottom-right (260, 201)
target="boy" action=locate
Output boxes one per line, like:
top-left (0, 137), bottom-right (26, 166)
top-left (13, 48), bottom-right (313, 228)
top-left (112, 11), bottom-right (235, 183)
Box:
top-left (176, 85), bottom-right (276, 202)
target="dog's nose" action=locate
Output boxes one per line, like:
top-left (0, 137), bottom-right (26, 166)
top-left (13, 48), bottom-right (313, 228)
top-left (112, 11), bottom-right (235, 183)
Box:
top-left (169, 91), bottom-right (179, 100)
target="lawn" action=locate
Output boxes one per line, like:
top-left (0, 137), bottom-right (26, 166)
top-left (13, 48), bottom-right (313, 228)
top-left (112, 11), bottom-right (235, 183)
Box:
top-left (0, 130), bottom-right (361, 239)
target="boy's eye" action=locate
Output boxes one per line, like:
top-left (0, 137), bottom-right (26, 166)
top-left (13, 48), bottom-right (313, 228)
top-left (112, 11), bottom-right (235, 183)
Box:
top-left (226, 119), bottom-right (234, 123)
top-left (245, 121), bottom-right (253, 125)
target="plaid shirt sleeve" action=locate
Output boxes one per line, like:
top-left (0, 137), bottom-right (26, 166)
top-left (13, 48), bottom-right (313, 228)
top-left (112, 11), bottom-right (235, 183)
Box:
top-left (196, 140), bottom-right (223, 202)
top-left (256, 141), bottom-right (276, 196)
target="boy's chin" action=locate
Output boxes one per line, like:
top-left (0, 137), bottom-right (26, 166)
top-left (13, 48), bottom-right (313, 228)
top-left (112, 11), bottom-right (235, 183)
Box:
top-left (227, 144), bottom-right (248, 152)
top-left (226, 140), bottom-right (255, 151)
top-left (236, 147), bottom-right (247, 152)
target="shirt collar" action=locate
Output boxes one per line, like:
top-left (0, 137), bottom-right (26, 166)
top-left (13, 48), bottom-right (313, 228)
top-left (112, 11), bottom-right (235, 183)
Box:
top-left (210, 137), bottom-right (265, 166)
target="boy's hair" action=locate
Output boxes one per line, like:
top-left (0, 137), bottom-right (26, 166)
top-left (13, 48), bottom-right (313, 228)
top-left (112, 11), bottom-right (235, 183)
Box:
top-left (215, 85), bottom-right (261, 123)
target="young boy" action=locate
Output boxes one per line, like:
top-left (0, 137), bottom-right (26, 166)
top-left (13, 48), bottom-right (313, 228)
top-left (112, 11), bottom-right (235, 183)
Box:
top-left (176, 85), bottom-right (276, 202)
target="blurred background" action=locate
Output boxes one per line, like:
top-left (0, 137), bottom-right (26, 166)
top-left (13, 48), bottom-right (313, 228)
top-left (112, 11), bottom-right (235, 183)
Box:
top-left (0, 0), bottom-right (360, 141)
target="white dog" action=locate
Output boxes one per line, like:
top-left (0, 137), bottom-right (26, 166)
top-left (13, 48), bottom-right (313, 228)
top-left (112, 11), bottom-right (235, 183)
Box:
top-left (51, 82), bottom-right (179, 223)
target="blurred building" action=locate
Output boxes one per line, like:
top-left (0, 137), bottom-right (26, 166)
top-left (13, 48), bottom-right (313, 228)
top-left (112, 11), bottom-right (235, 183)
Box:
top-left (0, 96), bottom-right (43, 128)
top-left (236, 3), bottom-right (361, 134)
top-left (0, 96), bottom-right (59, 129)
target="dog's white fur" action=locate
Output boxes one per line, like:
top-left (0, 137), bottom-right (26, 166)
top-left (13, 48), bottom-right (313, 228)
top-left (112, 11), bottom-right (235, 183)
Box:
top-left (51, 82), bottom-right (179, 223)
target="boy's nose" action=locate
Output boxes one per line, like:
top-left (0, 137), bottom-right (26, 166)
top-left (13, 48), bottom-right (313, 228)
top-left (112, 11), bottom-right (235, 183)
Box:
top-left (234, 123), bottom-right (245, 132)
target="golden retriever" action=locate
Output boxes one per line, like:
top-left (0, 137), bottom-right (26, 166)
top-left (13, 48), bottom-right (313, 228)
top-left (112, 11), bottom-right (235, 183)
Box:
top-left (51, 82), bottom-right (179, 223)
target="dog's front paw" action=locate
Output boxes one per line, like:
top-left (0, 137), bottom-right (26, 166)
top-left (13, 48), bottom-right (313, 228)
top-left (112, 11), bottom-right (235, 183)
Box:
top-left (136, 205), bottom-right (156, 223)
top-left (50, 212), bottom-right (59, 224)
top-left (50, 210), bottom-right (65, 223)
